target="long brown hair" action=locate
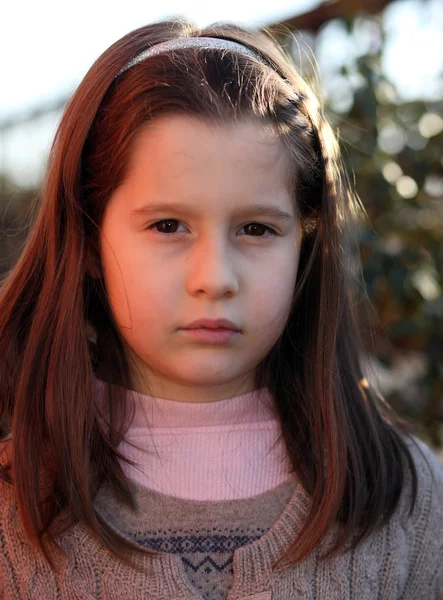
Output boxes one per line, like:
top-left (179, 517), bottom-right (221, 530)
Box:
top-left (0, 17), bottom-right (418, 574)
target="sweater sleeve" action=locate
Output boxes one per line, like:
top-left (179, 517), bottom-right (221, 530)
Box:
top-left (403, 437), bottom-right (443, 600)
top-left (0, 441), bottom-right (16, 599)
top-left (425, 442), bottom-right (443, 600)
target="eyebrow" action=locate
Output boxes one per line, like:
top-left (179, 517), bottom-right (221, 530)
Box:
top-left (131, 202), bottom-right (295, 222)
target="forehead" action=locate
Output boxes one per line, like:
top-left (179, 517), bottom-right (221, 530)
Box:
top-left (122, 114), bottom-right (294, 195)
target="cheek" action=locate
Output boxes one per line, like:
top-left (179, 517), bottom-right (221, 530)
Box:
top-left (251, 285), bottom-right (293, 335)
top-left (100, 237), bottom-right (146, 330)
top-left (101, 248), bottom-right (177, 332)
top-left (257, 249), bottom-right (298, 302)
top-left (244, 265), bottom-right (296, 345)
top-left (128, 284), bottom-right (176, 331)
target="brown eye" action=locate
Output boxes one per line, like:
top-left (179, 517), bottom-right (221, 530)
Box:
top-left (152, 219), bottom-right (182, 234)
top-left (147, 220), bottom-right (277, 239)
top-left (243, 223), bottom-right (272, 237)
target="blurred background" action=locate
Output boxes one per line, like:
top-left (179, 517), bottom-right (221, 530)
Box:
top-left (1, 0), bottom-right (442, 459)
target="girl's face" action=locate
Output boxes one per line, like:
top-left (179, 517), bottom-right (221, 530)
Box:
top-left (99, 114), bottom-right (301, 403)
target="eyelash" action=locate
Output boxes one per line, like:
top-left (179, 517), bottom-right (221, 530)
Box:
top-left (146, 219), bottom-right (278, 239)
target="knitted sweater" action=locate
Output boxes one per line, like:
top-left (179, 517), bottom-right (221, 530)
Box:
top-left (0, 386), bottom-right (442, 598)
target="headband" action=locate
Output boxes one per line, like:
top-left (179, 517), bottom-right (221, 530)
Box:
top-left (115, 36), bottom-right (281, 79)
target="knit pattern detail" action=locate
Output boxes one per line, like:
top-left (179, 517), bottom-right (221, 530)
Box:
top-left (0, 436), bottom-right (442, 599)
top-left (95, 475), bottom-right (295, 600)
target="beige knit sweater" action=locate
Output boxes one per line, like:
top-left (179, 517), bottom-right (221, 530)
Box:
top-left (0, 436), bottom-right (442, 599)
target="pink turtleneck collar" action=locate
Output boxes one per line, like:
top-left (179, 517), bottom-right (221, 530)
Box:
top-left (95, 378), bottom-right (293, 501)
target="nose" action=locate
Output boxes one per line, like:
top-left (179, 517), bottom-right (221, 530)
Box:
top-left (185, 233), bottom-right (239, 298)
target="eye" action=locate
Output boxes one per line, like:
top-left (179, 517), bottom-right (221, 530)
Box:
top-left (241, 223), bottom-right (277, 238)
top-left (147, 219), bottom-right (278, 239)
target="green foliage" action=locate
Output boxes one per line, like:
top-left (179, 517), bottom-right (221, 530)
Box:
top-left (286, 13), bottom-right (443, 444)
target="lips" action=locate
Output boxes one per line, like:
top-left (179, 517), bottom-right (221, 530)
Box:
top-left (183, 318), bottom-right (241, 332)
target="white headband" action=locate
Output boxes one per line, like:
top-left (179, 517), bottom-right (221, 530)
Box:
top-left (115, 36), bottom-right (279, 79)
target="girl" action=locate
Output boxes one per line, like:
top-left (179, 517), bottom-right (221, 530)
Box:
top-left (0, 17), bottom-right (442, 600)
